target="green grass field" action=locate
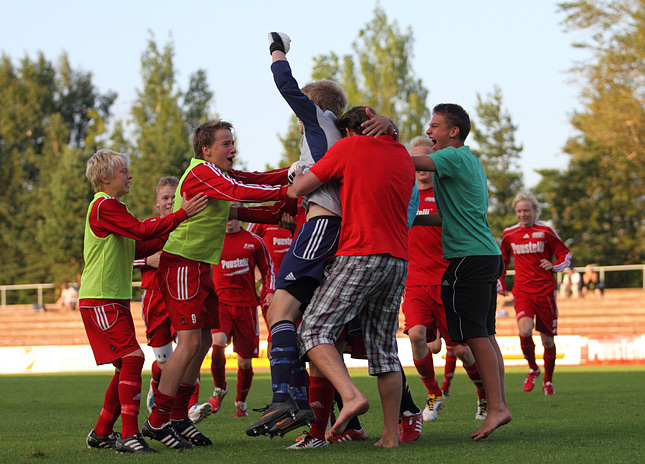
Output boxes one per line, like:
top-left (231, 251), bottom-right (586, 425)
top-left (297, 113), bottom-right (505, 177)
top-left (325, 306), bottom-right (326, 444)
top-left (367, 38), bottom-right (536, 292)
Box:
top-left (1, 366), bottom-right (644, 463)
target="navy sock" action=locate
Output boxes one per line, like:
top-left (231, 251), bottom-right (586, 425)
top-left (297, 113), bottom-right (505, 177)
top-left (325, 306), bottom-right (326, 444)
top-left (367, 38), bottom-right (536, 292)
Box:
top-left (289, 358), bottom-right (310, 409)
top-left (269, 320), bottom-right (297, 403)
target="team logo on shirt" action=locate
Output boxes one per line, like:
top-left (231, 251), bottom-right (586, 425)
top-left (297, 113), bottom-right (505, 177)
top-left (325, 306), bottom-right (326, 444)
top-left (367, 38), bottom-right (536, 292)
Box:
top-left (273, 237), bottom-right (292, 246)
top-left (243, 243), bottom-right (255, 250)
top-left (523, 234), bottom-right (530, 239)
top-left (511, 241), bottom-right (545, 254)
top-left (532, 232), bottom-right (545, 238)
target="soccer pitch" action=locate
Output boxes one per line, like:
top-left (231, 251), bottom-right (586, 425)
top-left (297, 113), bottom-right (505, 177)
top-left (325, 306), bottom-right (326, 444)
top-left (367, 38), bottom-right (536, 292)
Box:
top-left (1, 366), bottom-right (643, 463)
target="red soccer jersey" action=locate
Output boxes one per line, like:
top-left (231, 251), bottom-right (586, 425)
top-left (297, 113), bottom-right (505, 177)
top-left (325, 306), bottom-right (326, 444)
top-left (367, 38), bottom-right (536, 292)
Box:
top-left (180, 163), bottom-right (289, 204)
top-left (406, 187), bottom-right (449, 286)
top-left (499, 221), bottom-right (572, 294)
top-left (212, 228), bottom-right (275, 306)
top-left (89, 197), bottom-right (186, 260)
top-left (309, 135), bottom-right (414, 260)
top-left (246, 223), bottom-right (293, 272)
top-left (133, 216), bottom-right (169, 290)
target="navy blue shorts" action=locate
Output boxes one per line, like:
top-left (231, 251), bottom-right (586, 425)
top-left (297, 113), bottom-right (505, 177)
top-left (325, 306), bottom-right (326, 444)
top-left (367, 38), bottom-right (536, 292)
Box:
top-left (276, 216), bottom-right (341, 301)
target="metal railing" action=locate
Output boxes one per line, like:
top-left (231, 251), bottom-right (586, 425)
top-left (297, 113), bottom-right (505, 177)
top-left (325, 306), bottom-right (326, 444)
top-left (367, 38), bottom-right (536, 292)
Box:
top-left (1, 264), bottom-right (644, 308)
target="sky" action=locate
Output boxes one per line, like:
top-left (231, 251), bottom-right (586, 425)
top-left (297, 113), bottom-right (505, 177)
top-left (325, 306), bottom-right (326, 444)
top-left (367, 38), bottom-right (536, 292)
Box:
top-left (2, 0), bottom-right (590, 188)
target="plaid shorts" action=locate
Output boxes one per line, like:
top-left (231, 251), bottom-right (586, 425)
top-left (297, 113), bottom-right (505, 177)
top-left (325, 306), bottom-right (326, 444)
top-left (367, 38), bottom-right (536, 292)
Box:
top-left (298, 254), bottom-right (408, 375)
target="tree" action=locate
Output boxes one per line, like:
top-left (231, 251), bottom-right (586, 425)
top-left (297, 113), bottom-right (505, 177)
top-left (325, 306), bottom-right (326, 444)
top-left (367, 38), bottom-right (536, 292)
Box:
top-left (129, 34), bottom-right (213, 219)
top-left (0, 52), bottom-right (114, 287)
top-left (544, 0), bottom-right (645, 278)
top-left (275, 5), bottom-right (430, 167)
top-left (471, 85), bottom-right (524, 239)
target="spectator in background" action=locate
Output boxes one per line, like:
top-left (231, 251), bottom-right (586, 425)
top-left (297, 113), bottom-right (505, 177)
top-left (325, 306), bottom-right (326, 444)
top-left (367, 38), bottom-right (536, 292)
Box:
top-left (560, 268), bottom-right (580, 299)
top-left (582, 265), bottom-right (604, 298)
top-left (56, 282), bottom-right (78, 312)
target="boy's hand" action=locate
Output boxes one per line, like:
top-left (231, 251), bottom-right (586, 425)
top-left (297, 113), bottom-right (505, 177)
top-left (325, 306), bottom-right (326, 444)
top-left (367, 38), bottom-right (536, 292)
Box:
top-left (361, 108), bottom-right (395, 138)
top-left (269, 32), bottom-right (291, 54)
top-left (181, 192), bottom-right (208, 218)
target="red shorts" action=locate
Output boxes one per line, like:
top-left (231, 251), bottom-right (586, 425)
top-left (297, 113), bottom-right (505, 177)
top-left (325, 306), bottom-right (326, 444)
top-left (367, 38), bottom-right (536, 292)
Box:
top-left (212, 303), bottom-right (259, 358)
top-left (402, 285), bottom-right (458, 347)
top-left (141, 288), bottom-right (174, 347)
top-left (79, 299), bottom-right (140, 365)
top-left (513, 290), bottom-right (558, 335)
top-left (158, 252), bottom-right (219, 332)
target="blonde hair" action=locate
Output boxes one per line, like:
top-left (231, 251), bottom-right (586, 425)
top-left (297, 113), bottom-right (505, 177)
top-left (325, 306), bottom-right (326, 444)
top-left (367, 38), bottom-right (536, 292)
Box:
top-left (156, 176), bottom-right (179, 195)
top-left (302, 80), bottom-right (347, 119)
top-left (86, 149), bottom-right (130, 192)
top-left (512, 191), bottom-right (541, 218)
top-left (408, 136), bottom-right (434, 151)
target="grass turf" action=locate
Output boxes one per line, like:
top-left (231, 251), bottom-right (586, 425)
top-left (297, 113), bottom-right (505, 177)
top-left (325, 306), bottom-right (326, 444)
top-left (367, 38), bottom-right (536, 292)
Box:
top-left (1, 365), bottom-right (644, 463)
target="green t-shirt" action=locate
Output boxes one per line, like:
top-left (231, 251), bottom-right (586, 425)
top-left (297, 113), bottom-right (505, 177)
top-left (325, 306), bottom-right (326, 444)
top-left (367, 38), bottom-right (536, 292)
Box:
top-left (429, 145), bottom-right (500, 259)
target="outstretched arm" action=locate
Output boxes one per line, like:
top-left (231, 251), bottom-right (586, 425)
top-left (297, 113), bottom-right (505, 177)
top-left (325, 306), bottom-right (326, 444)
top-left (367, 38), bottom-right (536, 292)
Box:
top-left (412, 155), bottom-right (437, 172)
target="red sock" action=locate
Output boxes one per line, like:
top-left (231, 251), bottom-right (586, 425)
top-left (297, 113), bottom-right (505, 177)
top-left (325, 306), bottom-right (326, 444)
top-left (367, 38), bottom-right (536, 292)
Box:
top-left (463, 362), bottom-right (486, 400)
top-left (94, 369), bottom-right (121, 437)
top-left (236, 367), bottom-right (254, 403)
top-left (170, 383), bottom-right (195, 421)
top-left (442, 347), bottom-right (457, 392)
top-left (520, 336), bottom-right (539, 370)
top-left (149, 380), bottom-right (175, 428)
top-left (211, 345), bottom-right (227, 389)
top-left (543, 345), bottom-right (556, 383)
top-left (151, 360), bottom-right (162, 387)
top-left (308, 376), bottom-right (335, 441)
top-left (118, 355), bottom-right (144, 438)
top-left (414, 351), bottom-right (442, 396)
top-left (189, 374), bottom-right (201, 409)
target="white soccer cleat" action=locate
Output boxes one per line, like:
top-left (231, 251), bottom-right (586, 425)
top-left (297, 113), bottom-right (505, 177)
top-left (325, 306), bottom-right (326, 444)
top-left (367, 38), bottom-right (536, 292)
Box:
top-left (475, 399), bottom-right (488, 420)
top-left (422, 393), bottom-right (446, 421)
top-left (188, 402), bottom-right (213, 424)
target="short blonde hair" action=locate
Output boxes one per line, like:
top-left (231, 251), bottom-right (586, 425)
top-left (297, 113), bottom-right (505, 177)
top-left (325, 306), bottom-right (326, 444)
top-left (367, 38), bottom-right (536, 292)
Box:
top-left (512, 191), bottom-right (541, 218)
top-left (156, 176), bottom-right (179, 195)
top-left (86, 149), bottom-right (130, 192)
top-left (302, 80), bottom-right (347, 119)
top-left (408, 136), bottom-right (434, 152)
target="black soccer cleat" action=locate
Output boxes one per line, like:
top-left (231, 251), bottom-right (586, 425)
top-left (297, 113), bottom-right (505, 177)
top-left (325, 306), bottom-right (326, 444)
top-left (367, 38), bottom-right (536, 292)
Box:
top-left (246, 397), bottom-right (299, 437)
top-left (86, 429), bottom-right (119, 449)
top-left (268, 407), bottom-right (316, 437)
top-left (171, 418), bottom-right (213, 446)
top-left (142, 419), bottom-right (194, 450)
top-left (115, 433), bottom-right (159, 454)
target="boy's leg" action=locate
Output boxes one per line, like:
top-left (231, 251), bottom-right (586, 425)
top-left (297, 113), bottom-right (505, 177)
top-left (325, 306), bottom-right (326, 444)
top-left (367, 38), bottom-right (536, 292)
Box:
top-left (442, 346), bottom-right (457, 395)
top-left (118, 352), bottom-right (145, 439)
top-left (209, 338), bottom-right (228, 412)
top-left (541, 333), bottom-right (556, 395)
top-left (468, 336), bottom-right (512, 441)
top-left (374, 371), bottom-right (402, 448)
top-left (91, 366), bottom-right (121, 440)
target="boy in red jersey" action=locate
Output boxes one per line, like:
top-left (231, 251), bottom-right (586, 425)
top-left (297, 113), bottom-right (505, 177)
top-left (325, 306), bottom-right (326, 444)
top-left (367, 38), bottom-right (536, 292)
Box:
top-left (404, 137), bottom-right (487, 422)
top-left (498, 191), bottom-right (571, 395)
top-left (144, 120), bottom-right (294, 449)
top-left (133, 177), bottom-right (183, 415)
top-left (293, 106), bottom-right (416, 448)
top-left (79, 150), bottom-right (207, 454)
top-left (207, 203), bottom-right (276, 418)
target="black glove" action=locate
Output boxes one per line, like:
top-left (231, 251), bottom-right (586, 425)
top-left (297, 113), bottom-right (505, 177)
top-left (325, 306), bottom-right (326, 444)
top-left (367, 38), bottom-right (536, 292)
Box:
top-left (268, 32), bottom-right (291, 55)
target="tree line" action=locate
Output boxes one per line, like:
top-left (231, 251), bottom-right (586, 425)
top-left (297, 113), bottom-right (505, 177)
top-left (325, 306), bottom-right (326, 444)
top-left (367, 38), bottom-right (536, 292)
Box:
top-left (0, 3), bottom-right (642, 298)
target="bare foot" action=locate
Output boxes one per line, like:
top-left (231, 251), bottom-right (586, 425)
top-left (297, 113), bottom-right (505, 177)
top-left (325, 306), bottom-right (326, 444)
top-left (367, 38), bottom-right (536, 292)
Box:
top-left (325, 396), bottom-right (369, 442)
top-left (471, 408), bottom-right (512, 441)
top-left (374, 437), bottom-right (398, 448)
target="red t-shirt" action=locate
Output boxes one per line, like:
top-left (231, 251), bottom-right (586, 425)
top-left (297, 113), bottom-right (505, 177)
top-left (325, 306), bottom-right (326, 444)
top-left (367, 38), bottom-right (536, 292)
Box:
top-left (309, 135), bottom-right (414, 260)
top-left (246, 223), bottom-right (293, 272)
top-left (499, 221), bottom-right (572, 294)
top-left (212, 228), bottom-right (275, 306)
top-left (406, 187), bottom-right (449, 286)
